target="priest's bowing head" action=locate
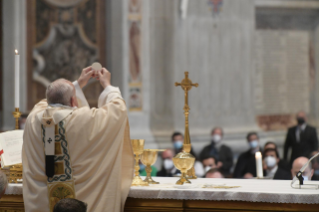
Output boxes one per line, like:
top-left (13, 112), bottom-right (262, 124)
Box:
top-left (22, 66), bottom-right (135, 212)
top-left (46, 79), bottom-right (78, 107)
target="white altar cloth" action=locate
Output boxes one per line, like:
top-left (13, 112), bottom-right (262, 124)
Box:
top-left (129, 177), bottom-right (319, 204)
top-left (5, 177), bottom-right (319, 204)
top-left (5, 184), bottom-right (22, 195)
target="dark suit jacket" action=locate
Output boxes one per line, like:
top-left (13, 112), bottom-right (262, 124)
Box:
top-left (199, 143), bottom-right (233, 175)
top-left (233, 149), bottom-right (261, 178)
top-left (273, 167), bottom-right (291, 180)
top-left (284, 125), bottom-right (318, 164)
top-left (157, 166), bottom-right (180, 177)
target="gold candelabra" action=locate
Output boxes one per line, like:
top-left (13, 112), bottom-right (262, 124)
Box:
top-left (175, 72), bottom-right (198, 179)
top-left (12, 108), bottom-right (22, 130)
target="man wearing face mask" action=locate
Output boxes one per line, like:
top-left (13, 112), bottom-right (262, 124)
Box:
top-left (233, 132), bottom-right (261, 178)
top-left (171, 132), bottom-right (197, 159)
top-left (284, 111), bottom-right (318, 165)
top-left (157, 149), bottom-right (180, 177)
top-left (199, 127), bottom-right (233, 176)
top-left (291, 157), bottom-right (314, 181)
top-left (263, 148), bottom-right (291, 180)
top-left (201, 155), bottom-right (218, 173)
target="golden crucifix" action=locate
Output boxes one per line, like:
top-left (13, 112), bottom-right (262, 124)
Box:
top-left (175, 71), bottom-right (198, 179)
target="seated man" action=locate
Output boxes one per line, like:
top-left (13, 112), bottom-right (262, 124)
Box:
top-left (291, 157), bottom-right (314, 181)
top-left (199, 127), bottom-right (233, 175)
top-left (264, 141), bottom-right (290, 172)
top-left (205, 168), bottom-right (224, 178)
top-left (157, 149), bottom-right (180, 177)
top-left (139, 161), bottom-right (157, 177)
top-left (0, 171), bottom-right (7, 198)
top-left (263, 148), bottom-right (291, 180)
top-left (53, 198), bottom-right (87, 212)
top-left (171, 132), bottom-right (197, 159)
top-left (201, 155), bottom-right (218, 173)
top-left (233, 132), bottom-right (262, 178)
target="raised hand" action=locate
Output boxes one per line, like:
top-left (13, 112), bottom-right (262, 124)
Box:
top-left (78, 66), bottom-right (94, 88)
top-left (97, 68), bottom-right (111, 88)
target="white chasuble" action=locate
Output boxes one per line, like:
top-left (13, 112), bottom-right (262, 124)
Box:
top-left (22, 81), bottom-right (134, 212)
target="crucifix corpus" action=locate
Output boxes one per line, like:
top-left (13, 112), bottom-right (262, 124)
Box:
top-left (175, 71), bottom-right (198, 179)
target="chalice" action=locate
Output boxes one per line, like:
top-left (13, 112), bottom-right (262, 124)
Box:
top-left (141, 149), bottom-right (165, 184)
top-left (131, 139), bottom-right (149, 186)
top-left (172, 152), bottom-right (195, 185)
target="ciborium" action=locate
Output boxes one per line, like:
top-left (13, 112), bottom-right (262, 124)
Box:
top-left (131, 139), bottom-right (149, 186)
top-left (141, 149), bottom-right (165, 184)
top-left (172, 152), bottom-right (195, 185)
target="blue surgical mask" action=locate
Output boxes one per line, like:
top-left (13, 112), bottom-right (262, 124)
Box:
top-left (249, 140), bottom-right (259, 149)
top-left (314, 170), bottom-right (319, 175)
top-left (139, 164), bottom-right (146, 171)
top-left (174, 140), bottom-right (183, 149)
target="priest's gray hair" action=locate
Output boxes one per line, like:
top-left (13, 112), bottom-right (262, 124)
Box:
top-left (0, 171), bottom-right (8, 194)
top-left (46, 79), bottom-right (75, 106)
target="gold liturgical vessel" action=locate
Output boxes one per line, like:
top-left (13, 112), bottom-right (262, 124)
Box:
top-left (175, 72), bottom-right (198, 179)
top-left (141, 149), bottom-right (165, 184)
top-left (173, 152), bottom-right (195, 185)
top-left (131, 139), bottom-right (149, 186)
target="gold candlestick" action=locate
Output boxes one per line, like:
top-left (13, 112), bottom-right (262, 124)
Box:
top-left (12, 108), bottom-right (22, 130)
top-left (131, 139), bottom-right (149, 186)
top-left (175, 72), bottom-right (198, 179)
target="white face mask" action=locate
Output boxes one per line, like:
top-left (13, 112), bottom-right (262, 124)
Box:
top-left (211, 134), bottom-right (222, 143)
top-left (205, 166), bottom-right (212, 172)
top-left (164, 159), bottom-right (174, 170)
top-left (302, 175), bottom-right (309, 181)
top-left (264, 156), bottom-right (277, 168)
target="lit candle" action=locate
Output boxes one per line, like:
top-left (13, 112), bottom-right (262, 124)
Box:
top-left (15, 49), bottom-right (20, 108)
top-left (255, 151), bottom-right (263, 178)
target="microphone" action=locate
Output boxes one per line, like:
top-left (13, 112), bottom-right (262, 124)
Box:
top-left (291, 152), bottom-right (319, 189)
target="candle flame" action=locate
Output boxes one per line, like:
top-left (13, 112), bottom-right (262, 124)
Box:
top-left (15, 49), bottom-right (19, 55)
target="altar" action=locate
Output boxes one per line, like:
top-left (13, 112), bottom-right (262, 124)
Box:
top-left (1, 177), bottom-right (319, 212)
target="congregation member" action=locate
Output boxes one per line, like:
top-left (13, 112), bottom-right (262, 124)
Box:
top-left (157, 149), bottom-right (180, 177)
top-left (170, 132), bottom-right (204, 176)
top-left (199, 127), bottom-right (233, 175)
top-left (263, 148), bottom-right (291, 180)
top-left (202, 155), bottom-right (218, 173)
top-left (264, 141), bottom-right (290, 172)
top-left (0, 171), bottom-right (7, 198)
top-left (205, 168), bottom-right (224, 178)
top-left (22, 67), bottom-right (134, 212)
top-left (291, 157), bottom-right (314, 181)
top-left (284, 111), bottom-right (318, 165)
top-left (233, 132), bottom-right (262, 178)
top-left (171, 132), bottom-right (197, 159)
top-left (139, 161), bottom-right (157, 177)
top-left (53, 198), bottom-right (87, 212)
top-left (310, 151), bottom-right (319, 180)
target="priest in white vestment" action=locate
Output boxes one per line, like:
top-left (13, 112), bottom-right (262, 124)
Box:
top-left (22, 67), bottom-right (134, 212)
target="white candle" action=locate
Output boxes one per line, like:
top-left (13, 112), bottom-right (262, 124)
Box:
top-left (255, 151), bottom-right (263, 178)
top-left (15, 49), bottom-right (20, 108)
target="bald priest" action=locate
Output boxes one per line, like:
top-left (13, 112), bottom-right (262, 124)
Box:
top-left (22, 67), bottom-right (134, 212)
